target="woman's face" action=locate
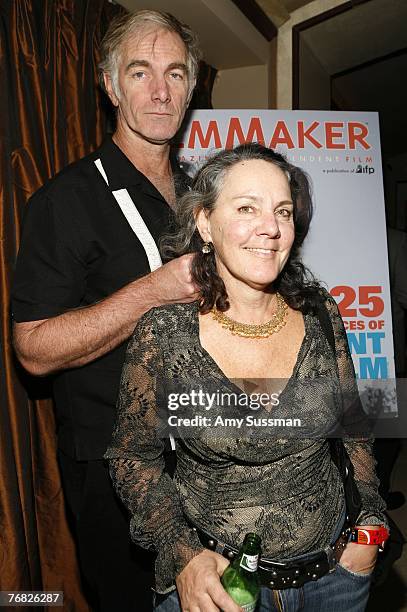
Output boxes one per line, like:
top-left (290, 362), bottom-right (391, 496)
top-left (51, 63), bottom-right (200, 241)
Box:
top-left (197, 159), bottom-right (295, 292)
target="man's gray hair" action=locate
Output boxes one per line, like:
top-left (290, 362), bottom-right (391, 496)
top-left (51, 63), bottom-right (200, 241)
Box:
top-left (98, 10), bottom-right (201, 99)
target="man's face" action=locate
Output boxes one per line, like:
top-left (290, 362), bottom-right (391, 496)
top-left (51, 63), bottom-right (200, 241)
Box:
top-left (104, 27), bottom-right (191, 145)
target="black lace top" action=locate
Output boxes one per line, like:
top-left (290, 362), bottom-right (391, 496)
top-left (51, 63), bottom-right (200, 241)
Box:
top-left (105, 293), bottom-right (386, 593)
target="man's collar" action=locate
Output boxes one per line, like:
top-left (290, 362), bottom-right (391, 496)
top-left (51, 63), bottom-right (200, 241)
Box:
top-left (96, 136), bottom-right (143, 191)
top-left (96, 136), bottom-right (189, 192)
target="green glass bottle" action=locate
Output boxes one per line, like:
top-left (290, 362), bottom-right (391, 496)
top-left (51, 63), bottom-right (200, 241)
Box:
top-left (221, 533), bottom-right (261, 612)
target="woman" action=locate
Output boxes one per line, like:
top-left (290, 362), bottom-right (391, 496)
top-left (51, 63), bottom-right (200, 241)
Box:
top-left (105, 144), bottom-right (387, 612)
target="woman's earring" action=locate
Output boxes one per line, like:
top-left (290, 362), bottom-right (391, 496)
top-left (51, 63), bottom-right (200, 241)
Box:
top-left (201, 242), bottom-right (212, 254)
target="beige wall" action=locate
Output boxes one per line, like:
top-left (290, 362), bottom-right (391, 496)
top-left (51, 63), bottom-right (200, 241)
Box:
top-left (212, 64), bottom-right (269, 109)
top-left (277, 0), bottom-right (347, 109)
top-left (212, 0), bottom-right (349, 111)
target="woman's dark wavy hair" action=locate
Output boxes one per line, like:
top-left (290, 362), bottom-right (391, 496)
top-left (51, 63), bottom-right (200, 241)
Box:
top-left (162, 143), bottom-right (322, 313)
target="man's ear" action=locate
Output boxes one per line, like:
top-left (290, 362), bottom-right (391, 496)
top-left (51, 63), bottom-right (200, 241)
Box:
top-left (195, 207), bottom-right (212, 243)
top-left (103, 72), bottom-right (119, 107)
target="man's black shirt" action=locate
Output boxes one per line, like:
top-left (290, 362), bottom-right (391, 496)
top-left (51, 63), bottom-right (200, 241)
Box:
top-left (12, 137), bottom-right (189, 460)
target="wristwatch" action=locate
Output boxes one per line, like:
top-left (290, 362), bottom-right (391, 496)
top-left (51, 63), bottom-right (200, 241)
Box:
top-left (350, 526), bottom-right (389, 549)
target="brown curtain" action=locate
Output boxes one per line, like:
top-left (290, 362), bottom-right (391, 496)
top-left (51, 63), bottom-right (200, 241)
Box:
top-left (0, 1), bottom-right (123, 609)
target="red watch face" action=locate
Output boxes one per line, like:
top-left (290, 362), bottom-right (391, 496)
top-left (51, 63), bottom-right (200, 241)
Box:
top-left (356, 529), bottom-right (373, 545)
top-left (352, 527), bottom-right (389, 546)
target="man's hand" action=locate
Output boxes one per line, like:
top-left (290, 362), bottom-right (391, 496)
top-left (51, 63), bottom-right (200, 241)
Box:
top-left (175, 549), bottom-right (242, 612)
top-left (13, 253), bottom-right (200, 376)
top-left (148, 253), bottom-right (200, 306)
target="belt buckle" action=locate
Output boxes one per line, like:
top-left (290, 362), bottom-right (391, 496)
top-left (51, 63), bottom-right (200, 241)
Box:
top-left (325, 545), bottom-right (336, 573)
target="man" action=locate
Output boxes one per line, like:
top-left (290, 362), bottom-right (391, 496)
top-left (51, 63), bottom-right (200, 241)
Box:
top-left (12, 10), bottom-right (201, 611)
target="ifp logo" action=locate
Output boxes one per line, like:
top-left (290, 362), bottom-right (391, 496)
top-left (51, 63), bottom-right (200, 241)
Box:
top-left (356, 164), bottom-right (375, 174)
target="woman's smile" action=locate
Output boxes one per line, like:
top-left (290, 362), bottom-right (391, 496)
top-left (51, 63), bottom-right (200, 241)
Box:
top-left (243, 246), bottom-right (277, 257)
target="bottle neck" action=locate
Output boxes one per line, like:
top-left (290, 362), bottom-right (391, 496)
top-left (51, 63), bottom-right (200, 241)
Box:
top-left (241, 534), bottom-right (261, 556)
top-left (235, 534), bottom-right (261, 572)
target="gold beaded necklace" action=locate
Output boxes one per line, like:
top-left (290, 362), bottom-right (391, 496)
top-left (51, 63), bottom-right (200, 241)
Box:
top-left (210, 293), bottom-right (288, 339)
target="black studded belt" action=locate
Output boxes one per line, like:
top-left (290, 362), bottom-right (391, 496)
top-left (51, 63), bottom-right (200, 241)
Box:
top-left (189, 522), bottom-right (351, 590)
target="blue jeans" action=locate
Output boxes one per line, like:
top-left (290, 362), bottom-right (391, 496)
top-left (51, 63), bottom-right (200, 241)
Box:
top-left (257, 564), bottom-right (372, 611)
top-left (153, 564), bottom-right (372, 612)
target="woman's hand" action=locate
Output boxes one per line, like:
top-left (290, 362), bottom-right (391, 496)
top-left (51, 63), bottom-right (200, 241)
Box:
top-left (175, 549), bottom-right (243, 612)
top-left (339, 526), bottom-right (379, 575)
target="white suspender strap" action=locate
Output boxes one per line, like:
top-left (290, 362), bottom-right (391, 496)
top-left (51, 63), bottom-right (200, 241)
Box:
top-left (110, 188), bottom-right (162, 271)
top-left (94, 158), bottom-right (163, 272)
top-left (94, 158), bottom-right (109, 185)
top-left (94, 157), bottom-right (175, 450)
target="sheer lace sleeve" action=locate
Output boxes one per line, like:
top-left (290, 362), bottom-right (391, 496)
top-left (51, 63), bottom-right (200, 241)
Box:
top-left (104, 310), bottom-right (204, 592)
top-left (324, 293), bottom-right (387, 526)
